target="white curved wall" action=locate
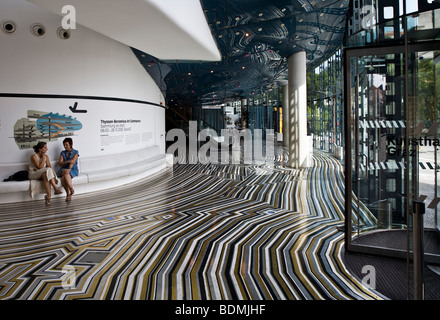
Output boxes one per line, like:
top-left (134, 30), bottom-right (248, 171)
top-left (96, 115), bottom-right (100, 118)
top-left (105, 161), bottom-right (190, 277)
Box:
top-left (0, 0), bottom-right (165, 164)
top-left (27, 0), bottom-right (222, 61)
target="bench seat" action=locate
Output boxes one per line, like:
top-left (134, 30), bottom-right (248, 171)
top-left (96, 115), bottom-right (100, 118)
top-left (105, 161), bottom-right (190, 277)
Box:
top-left (0, 146), bottom-right (172, 203)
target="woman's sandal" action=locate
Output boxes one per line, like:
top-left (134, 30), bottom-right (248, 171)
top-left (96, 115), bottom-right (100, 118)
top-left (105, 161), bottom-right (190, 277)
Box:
top-left (66, 195), bottom-right (72, 202)
top-left (70, 188), bottom-right (75, 196)
top-left (55, 189), bottom-right (63, 195)
top-left (45, 195), bottom-right (51, 205)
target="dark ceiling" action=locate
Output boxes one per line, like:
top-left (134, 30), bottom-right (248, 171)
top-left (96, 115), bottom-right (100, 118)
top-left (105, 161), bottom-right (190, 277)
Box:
top-left (133, 0), bottom-right (351, 108)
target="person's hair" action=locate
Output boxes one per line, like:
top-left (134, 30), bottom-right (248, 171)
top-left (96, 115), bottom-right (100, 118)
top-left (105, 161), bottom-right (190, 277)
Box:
top-left (33, 141), bottom-right (47, 153)
top-left (63, 137), bottom-right (73, 148)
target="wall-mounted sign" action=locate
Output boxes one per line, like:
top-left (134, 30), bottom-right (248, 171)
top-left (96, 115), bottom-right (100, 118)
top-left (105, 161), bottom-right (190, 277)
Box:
top-left (14, 110), bottom-right (83, 150)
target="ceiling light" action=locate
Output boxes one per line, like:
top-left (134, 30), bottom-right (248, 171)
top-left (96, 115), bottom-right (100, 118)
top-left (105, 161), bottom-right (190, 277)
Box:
top-left (258, 13), bottom-right (263, 17)
top-left (245, 32), bottom-right (250, 37)
top-left (258, 27), bottom-right (263, 32)
top-left (2, 20), bottom-right (16, 34)
top-left (31, 24), bottom-right (46, 37)
top-left (57, 27), bottom-right (71, 40)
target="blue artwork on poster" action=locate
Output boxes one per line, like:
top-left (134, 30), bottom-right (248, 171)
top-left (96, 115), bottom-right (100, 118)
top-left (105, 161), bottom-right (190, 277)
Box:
top-left (36, 112), bottom-right (82, 137)
top-left (14, 109), bottom-right (83, 150)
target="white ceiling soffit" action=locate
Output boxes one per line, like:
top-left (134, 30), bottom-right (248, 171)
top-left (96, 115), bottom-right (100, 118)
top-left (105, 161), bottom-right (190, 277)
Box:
top-left (26, 0), bottom-right (221, 61)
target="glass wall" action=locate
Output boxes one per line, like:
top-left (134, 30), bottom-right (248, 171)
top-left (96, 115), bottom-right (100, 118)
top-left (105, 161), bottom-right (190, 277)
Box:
top-left (308, 49), bottom-right (344, 156)
top-left (247, 90), bottom-right (279, 140)
top-left (344, 7), bottom-right (440, 299)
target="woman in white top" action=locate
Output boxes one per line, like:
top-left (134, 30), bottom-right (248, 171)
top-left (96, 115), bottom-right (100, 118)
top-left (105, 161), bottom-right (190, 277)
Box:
top-left (29, 141), bottom-right (62, 205)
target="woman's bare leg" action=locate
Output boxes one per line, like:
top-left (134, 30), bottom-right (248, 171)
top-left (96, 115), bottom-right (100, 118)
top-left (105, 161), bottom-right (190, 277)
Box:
top-left (42, 173), bottom-right (51, 204)
top-left (49, 177), bottom-right (61, 193)
top-left (61, 170), bottom-right (73, 200)
top-left (61, 170), bottom-right (68, 193)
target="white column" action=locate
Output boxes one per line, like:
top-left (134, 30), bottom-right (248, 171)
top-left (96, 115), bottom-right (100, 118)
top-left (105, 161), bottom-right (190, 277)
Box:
top-left (282, 84), bottom-right (289, 148)
top-left (287, 51), bottom-right (309, 168)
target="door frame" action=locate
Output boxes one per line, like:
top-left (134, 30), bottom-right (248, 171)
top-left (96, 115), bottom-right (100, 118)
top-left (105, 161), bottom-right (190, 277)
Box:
top-left (344, 40), bottom-right (440, 262)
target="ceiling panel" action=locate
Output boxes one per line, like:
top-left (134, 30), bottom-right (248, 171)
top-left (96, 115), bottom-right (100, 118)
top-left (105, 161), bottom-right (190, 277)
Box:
top-left (137, 0), bottom-right (351, 107)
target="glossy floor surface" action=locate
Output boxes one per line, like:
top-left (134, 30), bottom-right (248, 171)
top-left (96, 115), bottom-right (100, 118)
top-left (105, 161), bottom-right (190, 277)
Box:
top-left (0, 151), bottom-right (383, 300)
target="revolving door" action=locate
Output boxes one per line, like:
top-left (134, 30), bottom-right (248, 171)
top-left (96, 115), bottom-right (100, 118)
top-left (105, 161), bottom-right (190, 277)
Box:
top-left (344, 41), bottom-right (440, 286)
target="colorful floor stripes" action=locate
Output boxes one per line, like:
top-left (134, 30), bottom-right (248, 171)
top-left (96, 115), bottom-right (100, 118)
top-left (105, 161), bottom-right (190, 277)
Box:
top-left (0, 150), bottom-right (384, 300)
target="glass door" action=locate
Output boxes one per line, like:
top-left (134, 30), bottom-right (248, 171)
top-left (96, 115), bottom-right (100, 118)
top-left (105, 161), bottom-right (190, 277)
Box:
top-left (344, 43), bottom-right (440, 299)
top-left (411, 50), bottom-right (440, 254)
top-left (346, 48), bottom-right (409, 254)
top-left (436, 52), bottom-right (440, 236)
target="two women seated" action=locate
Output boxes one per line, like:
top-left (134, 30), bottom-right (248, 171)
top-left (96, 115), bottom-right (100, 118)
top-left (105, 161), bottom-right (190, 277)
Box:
top-left (29, 138), bottom-right (79, 205)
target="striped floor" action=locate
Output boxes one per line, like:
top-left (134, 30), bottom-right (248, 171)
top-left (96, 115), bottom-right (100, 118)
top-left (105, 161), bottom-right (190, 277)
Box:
top-left (0, 150), bottom-right (383, 300)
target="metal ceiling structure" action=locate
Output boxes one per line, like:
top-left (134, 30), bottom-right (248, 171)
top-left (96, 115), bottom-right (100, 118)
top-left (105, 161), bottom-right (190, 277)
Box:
top-left (134, 0), bottom-right (351, 108)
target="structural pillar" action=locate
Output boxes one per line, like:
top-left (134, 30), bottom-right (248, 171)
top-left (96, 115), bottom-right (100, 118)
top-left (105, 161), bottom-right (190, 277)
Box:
top-left (282, 84), bottom-right (289, 148)
top-left (287, 51), bottom-right (309, 168)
